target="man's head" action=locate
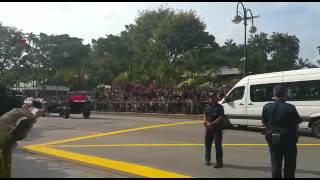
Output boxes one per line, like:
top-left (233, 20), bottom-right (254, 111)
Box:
top-left (208, 92), bottom-right (218, 103)
top-left (273, 85), bottom-right (287, 99)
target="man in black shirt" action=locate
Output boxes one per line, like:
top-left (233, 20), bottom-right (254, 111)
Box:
top-left (262, 85), bottom-right (302, 178)
top-left (203, 92), bottom-right (225, 168)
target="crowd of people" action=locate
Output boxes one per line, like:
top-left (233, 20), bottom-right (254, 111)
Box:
top-left (94, 83), bottom-right (233, 114)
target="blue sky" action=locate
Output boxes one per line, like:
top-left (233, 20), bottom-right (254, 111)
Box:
top-left (0, 2), bottom-right (319, 63)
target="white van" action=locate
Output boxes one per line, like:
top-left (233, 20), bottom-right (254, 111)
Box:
top-left (220, 68), bottom-right (320, 138)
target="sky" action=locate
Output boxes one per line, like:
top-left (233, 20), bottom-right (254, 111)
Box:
top-left (0, 2), bottom-right (319, 64)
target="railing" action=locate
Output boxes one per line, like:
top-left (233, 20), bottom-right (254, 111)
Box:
top-left (93, 100), bottom-right (209, 114)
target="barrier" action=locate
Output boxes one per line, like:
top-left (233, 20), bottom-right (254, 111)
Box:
top-left (94, 101), bottom-right (209, 115)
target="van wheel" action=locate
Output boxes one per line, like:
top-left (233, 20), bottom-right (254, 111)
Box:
top-left (312, 121), bottom-right (320, 138)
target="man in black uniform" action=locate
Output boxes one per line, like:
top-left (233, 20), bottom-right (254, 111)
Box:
top-left (203, 92), bottom-right (225, 168)
top-left (262, 85), bottom-right (302, 178)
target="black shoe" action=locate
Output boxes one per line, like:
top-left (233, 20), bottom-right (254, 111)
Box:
top-left (205, 161), bottom-right (212, 166)
top-left (214, 163), bottom-right (223, 168)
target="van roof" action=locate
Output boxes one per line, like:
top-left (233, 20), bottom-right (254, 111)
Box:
top-left (245, 68), bottom-right (320, 80)
top-left (234, 68), bottom-right (320, 85)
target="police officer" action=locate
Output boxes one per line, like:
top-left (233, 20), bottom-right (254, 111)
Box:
top-left (204, 92), bottom-right (225, 168)
top-left (262, 85), bottom-right (302, 178)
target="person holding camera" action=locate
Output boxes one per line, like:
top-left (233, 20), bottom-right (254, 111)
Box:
top-left (0, 99), bottom-right (44, 149)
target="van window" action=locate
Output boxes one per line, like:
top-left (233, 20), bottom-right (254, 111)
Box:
top-left (250, 84), bottom-right (279, 102)
top-left (284, 80), bottom-right (320, 101)
top-left (226, 86), bottom-right (245, 102)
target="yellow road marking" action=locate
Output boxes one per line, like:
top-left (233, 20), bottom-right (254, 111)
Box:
top-left (52, 143), bottom-right (320, 148)
top-left (39, 121), bottom-right (201, 146)
top-left (24, 145), bottom-right (191, 178)
top-left (53, 144), bottom-right (204, 148)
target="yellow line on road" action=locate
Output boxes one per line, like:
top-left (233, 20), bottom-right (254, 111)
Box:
top-left (53, 144), bottom-right (204, 148)
top-left (24, 145), bottom-right (191, 178)
top-left (39, 121), bottom-right (201, 146)
top-left (52, 143), bottom-right (320, 148)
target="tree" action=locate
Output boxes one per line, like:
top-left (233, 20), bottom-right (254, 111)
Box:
top-left (295, 58), bottom-right (317, 69)
top-left (87, 53), bottom-right (114, 87)
top-left (211, 39), bottom-right (242, 69)
top-left (155, 62), bottom-right (180, 87)
top-left (150, 9), bottom-right (217, 63)
top-left (267, 33), bottom-right (300, 72)
top-left (122, 7), bottom-right (218, 86)
top-left (33, 33), bottom-right (90, 90)
top-left (247, 32), bottom-right (269, 74)
top-left (91, 34), bottom-right (130, 86)
top-left (245, 32), bottom-right (301, 74)
top-left (0, 23), bottom-right (29, 87)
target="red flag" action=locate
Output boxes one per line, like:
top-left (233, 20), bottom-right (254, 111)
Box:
top-left (19, 38), bottom-right (27, 45)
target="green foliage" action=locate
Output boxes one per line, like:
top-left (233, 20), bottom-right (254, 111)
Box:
top-left (247, 32), bottom-right (304, 74)
top-left (1, 6), bottom-right (315, 91)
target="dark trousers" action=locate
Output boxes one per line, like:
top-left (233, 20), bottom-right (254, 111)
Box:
top-left (267, 135), bottom-right (297, 178)
top-left (204, 127), bottom-right (223, 164)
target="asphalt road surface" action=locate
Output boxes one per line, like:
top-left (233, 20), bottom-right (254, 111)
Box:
top-left (15, 112), bottom-right (320, 178)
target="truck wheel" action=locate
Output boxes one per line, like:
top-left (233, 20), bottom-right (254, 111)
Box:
top-left (83, 111), bottom-right (90, 119)
top-left (312, 121), bottom-right (320, 138)
top-left (63, 112), bottom-right (70, 119)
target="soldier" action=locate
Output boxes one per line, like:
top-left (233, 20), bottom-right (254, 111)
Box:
top-left (262, 85), bottom-right (302, 178)
top-left (203, 92), bottom-right (225, 168)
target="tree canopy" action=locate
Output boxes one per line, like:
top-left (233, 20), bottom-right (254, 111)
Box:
top-left (0, 7), bottom-right (318, 91)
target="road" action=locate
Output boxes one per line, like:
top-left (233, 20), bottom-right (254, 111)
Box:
top-left (16, 112), bottom-right (320, 178)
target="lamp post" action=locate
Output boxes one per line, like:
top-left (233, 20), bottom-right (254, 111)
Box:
top-left (232, 2), bottom-right (259, 77)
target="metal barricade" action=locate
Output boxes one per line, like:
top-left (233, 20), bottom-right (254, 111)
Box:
top-left (103, 100), bottom-right (208, 115)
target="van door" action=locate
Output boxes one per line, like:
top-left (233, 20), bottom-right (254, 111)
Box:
top-left (283, 80), bottom-right (320, 129)
top-left (222, 85), bottom-right (246, 126)
top-left (246, 76), bottom-right (282, 127)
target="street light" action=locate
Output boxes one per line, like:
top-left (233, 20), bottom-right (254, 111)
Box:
top-left (232, 15), bottom-right (242, 24)
top-left (232, 2), bottom-right (260, 77)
